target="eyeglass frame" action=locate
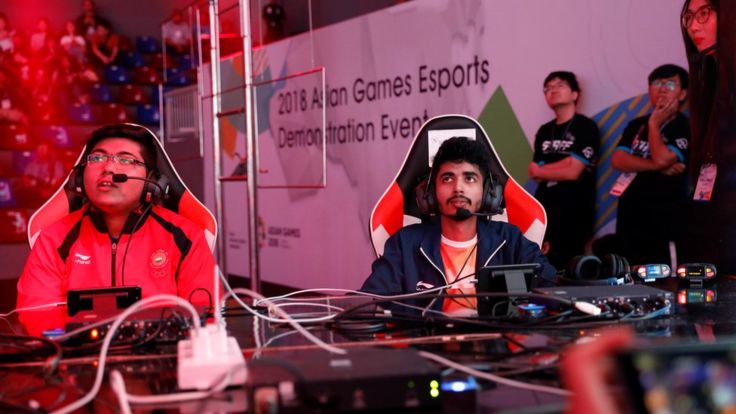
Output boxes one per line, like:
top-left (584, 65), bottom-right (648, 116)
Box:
top-left (649, 79), bottom-right (679, 92)
top-left (543, 81), bottom-right (571, 94)
top-left (85, 153), bottom-right (148, 169)
top-left (681, 4), bottom-right (714, 29)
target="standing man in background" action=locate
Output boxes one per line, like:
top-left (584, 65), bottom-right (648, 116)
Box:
top-left (611, 64), bottom-right (690, 267)
top-left (529, 71), bottom-right (599, 270)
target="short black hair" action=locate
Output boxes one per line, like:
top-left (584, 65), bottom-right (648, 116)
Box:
top-left (648, 64), bottom-right (689, 90)
top-left (84, 123), bottom-right (159, 173)
top-left (544, 71), bottom-right (581, 93)
top-left (430, 137), bottom-right (491, 185)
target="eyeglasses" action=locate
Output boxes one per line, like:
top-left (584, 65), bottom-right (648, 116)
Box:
top-left (86, 153), bottom-right (147, 168)
top-left (681, 4), bottom-right (714, 28)
top-left (543, 82), bottom-right (569, 93)
top-left (650, 80), bottom-right (678, 91)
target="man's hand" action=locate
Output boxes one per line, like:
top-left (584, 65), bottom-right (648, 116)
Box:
top-left (528, 162), bottom-right (541, 182)
top-left (660, 162), bottom-right (685, 176)
top-left (562, 327), bottom-right (635, 414)
top-left (649, 96), bottom-right (678, 130)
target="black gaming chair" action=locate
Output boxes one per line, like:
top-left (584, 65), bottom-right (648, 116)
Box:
top-left (27, 123), bottom-right (216, 250)
top-left (369, 114), bottom-right (547, 256)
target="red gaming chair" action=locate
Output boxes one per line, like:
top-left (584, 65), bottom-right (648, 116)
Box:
top-left (27, 123), bottom-right (216, 250)
top-left (370, 114), bottom-right (546, 256)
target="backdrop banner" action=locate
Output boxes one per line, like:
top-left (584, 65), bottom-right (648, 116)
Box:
top-left (211, 0), bottom-right (687, 288)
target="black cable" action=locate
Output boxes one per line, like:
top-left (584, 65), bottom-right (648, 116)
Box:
top-left (442, 239), bottom-right (480, 311)
top-left (188, 287), bottom-right (213, 310)
top-left (331, 291), bottom-right (631, 333)
top-left (492, 300), bottom-right (512, 317)
top-left (59, 306), bottom-right (191, 355)
top-left (424, 218), bottom-right (498, 313)
top-left (500, 333), bottom-right (529, 351)
top-left (336, 291), bottom-right (574, 321)
top-left (0, 334), bottom-right (62, 374)
top-left (120, 202), bottom-right (154, 287)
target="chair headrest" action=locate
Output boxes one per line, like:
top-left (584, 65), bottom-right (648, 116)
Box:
top-left (28, 123), bottom-right (217, 250)
top-left (369, 114), bottom-right (547, 256)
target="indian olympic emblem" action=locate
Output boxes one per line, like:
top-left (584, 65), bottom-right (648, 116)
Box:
top-left (150, 249), bottom-right (169, 268)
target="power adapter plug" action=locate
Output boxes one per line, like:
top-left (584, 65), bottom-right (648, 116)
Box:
top-left (177, 323), bottom-right (248, 390)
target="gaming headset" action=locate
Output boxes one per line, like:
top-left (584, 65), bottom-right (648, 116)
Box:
top-left (416, 169), bottom-right (504, 217)
top-left (65, 124), bottom-right (169, 206)
top-left (559, 254), bottom-right (633, 286)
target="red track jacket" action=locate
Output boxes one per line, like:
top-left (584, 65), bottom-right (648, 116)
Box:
top-left (16, 205), bottom-right (216, 335)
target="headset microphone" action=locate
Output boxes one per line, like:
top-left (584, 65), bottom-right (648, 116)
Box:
top-left (112, 174), bottom-right (167, 200)
top-left (454, 208), bottom-right (494, 220)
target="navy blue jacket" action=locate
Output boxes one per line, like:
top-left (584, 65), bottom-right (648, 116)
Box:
top-left (361, 220), bottom-right (557, 313)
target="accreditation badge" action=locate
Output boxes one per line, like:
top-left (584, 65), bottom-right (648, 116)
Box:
top-left (610, 172), bottom-right (637, 197)
top-left (693, 164), bottom-right (717, 202)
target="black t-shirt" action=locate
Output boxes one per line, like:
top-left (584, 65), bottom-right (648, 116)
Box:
top-left (533, 113), bottom-right (599, 214)
top-left (532, 113), bottom-right (599, 268)
top-left (615, 113), bottom-right (690, 237)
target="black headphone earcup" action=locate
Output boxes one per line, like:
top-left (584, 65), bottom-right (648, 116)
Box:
top-left (567, 255), bottom-right (602, 280)
top-left (601, 254), bottom-right (617, 279)
top-left (140, 173), bottom-right (169, 205)
top-left (478, 174), bottom-right (503, 215)
top-left (141, 182), bottom-right (157, 204)
top-left (489, 181), bottom-right (503, 215)
top-left (65, 166), bottom-right (85, 196)
top-left (157, 175), bottom-right (169, 202)
top-left (424, 179), bottom-right (437, 215)
top-left (601, 254), bottom-right (630, 280)
top-left (479, 178), bottom-right (492, 214)
top-left (414, 178), bottom-right (431, 215)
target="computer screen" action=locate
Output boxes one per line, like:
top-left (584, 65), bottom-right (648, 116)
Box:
top-left (476, 263), bottom-right (541, 318)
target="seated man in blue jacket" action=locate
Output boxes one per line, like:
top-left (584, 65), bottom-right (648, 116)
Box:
top-left (361, 136), bottom-right (556, 316)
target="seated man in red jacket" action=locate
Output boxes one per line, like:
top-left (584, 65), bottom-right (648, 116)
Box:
top-left (16, 124), bottom-right (216, 335)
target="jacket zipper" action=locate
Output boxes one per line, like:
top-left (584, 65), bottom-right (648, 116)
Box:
top-left (419, 246), bottom-right (448, 285)
top-left (111, 240), bottom-right (117, 287)
top-left (422, 240), bottom-right (506, 284)
top-left (482, 240), bottom-right (507, 268)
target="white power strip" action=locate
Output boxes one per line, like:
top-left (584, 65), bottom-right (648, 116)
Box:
top-left (177, 324), bottom-right (248, 390)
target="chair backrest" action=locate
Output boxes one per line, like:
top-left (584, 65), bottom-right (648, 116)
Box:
top-left (27, 123), bottom-right (217, 251)
top-left (369, 114), bottom-right (546, 257)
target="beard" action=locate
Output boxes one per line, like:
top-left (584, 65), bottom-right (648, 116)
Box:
top-left (446, 196), bottom-right (473, 221)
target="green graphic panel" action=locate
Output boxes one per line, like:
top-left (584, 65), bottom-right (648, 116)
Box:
top-left (477, 86), bottom-right (532, 186)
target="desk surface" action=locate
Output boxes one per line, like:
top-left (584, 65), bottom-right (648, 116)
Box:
top-left (0, 277), bottom-right (734, 413)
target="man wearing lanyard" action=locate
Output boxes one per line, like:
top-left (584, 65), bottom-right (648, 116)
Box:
top-left (528, 71), bottom-right (599, 270)
top-left (611, 64), bottom-right (690, 267)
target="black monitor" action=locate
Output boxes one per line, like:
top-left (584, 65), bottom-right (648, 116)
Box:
top-left (476, 263), bottom-right (541, 318)
top-left (67, 286), bottom-right (142, 317)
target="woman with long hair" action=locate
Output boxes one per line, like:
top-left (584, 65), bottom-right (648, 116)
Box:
top-left (680, 0), bottom-right (736, 273)
top-left (681, 0), bottom-right (717, 176)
